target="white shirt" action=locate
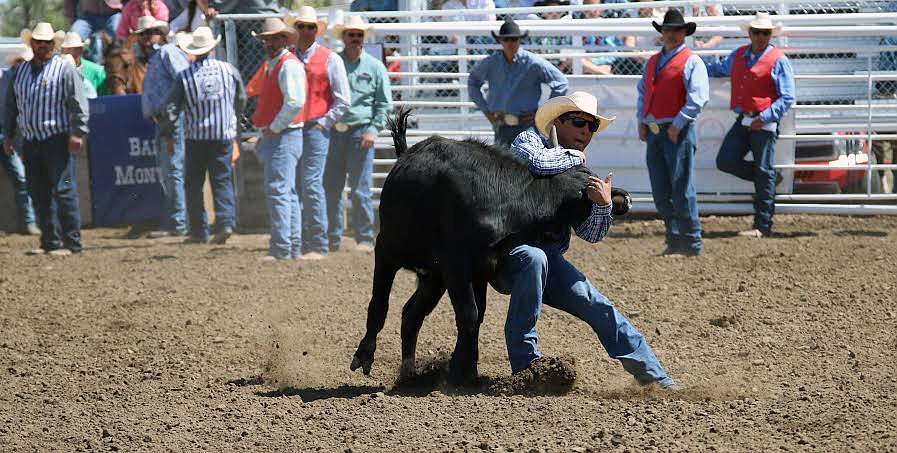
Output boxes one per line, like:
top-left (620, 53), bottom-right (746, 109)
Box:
top-left (441, 0), bottom-right (496, 22)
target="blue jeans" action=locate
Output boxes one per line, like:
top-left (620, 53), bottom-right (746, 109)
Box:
top-left (324, 125), bottom-right (375, 250)
top-left (0, 140), bottom-right (36, 228)
top-left (258, 129), bottom-right (302, 259)
top-left (717, 119), bottom-right (777, 234)
top-left (155, 118), bottom-right (187, 234)
top-left (22, 134), bottom-right (81, 252)
top-left (184, 139), bottom-right (235, 240)
top-left (492, 244), bottom-right (675, 387)
top-left (494, 124), bottom-right (530, 148)
top-left (645, 123), bottom-right (702, 254)
top-left (70, 13), bottom-right (121, 64)
top-left (298, 124), bottom-right (330, 254)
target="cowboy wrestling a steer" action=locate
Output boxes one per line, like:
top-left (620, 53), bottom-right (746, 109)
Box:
top-left (351, 92), bottom-right (674, 390)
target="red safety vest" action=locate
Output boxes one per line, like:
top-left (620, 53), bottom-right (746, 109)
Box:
top-left (251, 52), bottom-right (303, 129)
top-left (298, 45), bottom-right (333, 122)
top-left (642, 47), bottom-right (693, 119)
top-left (730, 45), bottom-right (783, 112)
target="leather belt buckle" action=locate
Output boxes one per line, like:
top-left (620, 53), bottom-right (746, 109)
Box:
top-left (503, 114), bottom-right (519, 126)
top-left (648, 122), bottom-right (660, 134)
top-left (334, 122), bottom-right (349, 132)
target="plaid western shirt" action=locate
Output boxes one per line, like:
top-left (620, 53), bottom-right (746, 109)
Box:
top-left (510, 127), bottom-right (612, 253)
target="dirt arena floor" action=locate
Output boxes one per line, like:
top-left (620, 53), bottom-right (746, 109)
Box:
top-left (1, 214), bottom-right (896, 452)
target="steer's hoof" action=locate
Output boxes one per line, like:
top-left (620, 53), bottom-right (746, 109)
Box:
top-left (350, 355), bottom-right (373, 375)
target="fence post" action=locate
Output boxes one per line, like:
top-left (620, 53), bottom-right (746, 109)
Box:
top-left (224, 19), bottom-right (238, 73)
top-left (458, 33), bottom-right (469, 114)
top-left (866, 55), bottom-right (874, 197)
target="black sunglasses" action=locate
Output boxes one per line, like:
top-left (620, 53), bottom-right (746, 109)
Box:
top-left (294, 23), bottom-right (317, 31)
top-left (500, 37), bottom-right (520, 43)
top-left (345, 31), bottom-right (365, 38)
top-left (561, 114), bottom-right (600, 133)
top-left (750, 28), bottom-right (772, 36)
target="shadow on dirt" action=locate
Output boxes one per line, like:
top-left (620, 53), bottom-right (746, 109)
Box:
top-left (832, 229), bottom-right (889, 237)
top-left (256, 384), bottom-right (386, 402)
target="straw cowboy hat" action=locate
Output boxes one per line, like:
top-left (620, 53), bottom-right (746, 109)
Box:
top-left (652, 9), bottom-right (696, 36)
top-left (252, 17), bottom-right (298, 41)
top-left (4, 45), bottom-right (33, 66)
top-left (178, 26), bottom-right (221, 56)
top-left (61, 32), bottom-right (86, 49)
top-left (491, 17), bottom-right (528, 40)
top-left (131, 15), bottom-right (170, 35)
top-left (740, 12), bottom-right (782, 36)
top-left (332, 15), bottom-right (373, 40)
top-left (285, 5), bottom-right (328, 37)
top-left (535, 91), bottom-right (616, 137)
top-left (20, 22), bottom-right (65, 47)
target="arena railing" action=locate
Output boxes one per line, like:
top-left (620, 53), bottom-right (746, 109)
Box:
top-left (212, 1), bottom-right (897, 214)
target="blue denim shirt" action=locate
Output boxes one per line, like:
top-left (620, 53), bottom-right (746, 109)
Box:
top-left (706, 45), bottom-right (796, 124)
top-left (142, 43), bottom-right (190, 121)
top-left (636, 43), bottom-right (710, 129)
top-left (468, 49), bottom-right (568, 116)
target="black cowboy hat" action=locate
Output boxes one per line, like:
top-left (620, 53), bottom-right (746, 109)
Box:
top-left (491, 17), bottom-right (529, 40)
top-left (533, 0), bottom-right (570, 6)
top-left (652, 9), bottom-right (697, 36)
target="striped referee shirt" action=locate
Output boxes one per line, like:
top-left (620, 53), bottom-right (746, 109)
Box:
top-left (511, 126), bottom-right (612, 254)
top-left (3, 54), bottom-right (89, 142)
top-left (160, 56), bottom-right (246, 141)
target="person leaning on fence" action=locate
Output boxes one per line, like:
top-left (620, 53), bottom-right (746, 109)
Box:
top-left (159, 26), bottom-right (246, 245)
top-left (286, 5), bottom-right (352, 259)
top-left (494, 92), bottom-right (679, 390)
top-left (60, 32), bottom-right (107, 95)
top-left (706, 12), bottom-right (795, 238)
top-left (64, 0), bottom-right (123, 63)
top-left (3, 23), bottom-right (90, 256)
top-left (248, 18), bottom-right (307, 261)
top-left (323, 16), bottom-right (392, 254)
top-left (142, 21), bottom-right (193, 239)
top-left (467, 17), bottom-right (568, 147)
top-left (0, 47), bottom-right (39, 236)
top-left (636, 9), bottom-right (708, 257)
top-left (117, 0), bottom-right (170, 41)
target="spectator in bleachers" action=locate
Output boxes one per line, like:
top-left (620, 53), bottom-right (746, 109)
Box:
top-left (324, 16), bottom-right (393, 254)
top-left (4, 23), bottom-right (90, 255)
top-left (441, 0), bottom-right (497, 55)
top-left (285, 5), bottom-right (352, 260)
top-left (468, 17), bottom-right (568, 146)
top-left (248, 18), bottom-right (306, 260)
top-left (142, 23), bottom-right (192, 239)
top-left (61, 32), bottom-right (108, 95)
top-left (691, 3), bottom-right (723, 51)
top-left (64, 0), bottom-right (123, 62)
top-left (170, 0), bottom-right (209, 33)
top-left (0, 47), bottom-right (39, 236)
top-left (636, 10), bottom-right (708, 256)
top-left (350, 0), bottom-right (398, 13)
top-left (164, 0), bottom-right (186, 18)
top-left (160, 26), bottom-right (245, 245)
top-left (706, 12), bottom-right (794, 238)
top-left (580, 0), bottom-right (636, 75)
top-left (117, 0), bottom-right (170, 41)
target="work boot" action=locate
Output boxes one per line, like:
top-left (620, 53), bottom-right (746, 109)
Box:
top-left (24, 223), bottom-right (40, 235)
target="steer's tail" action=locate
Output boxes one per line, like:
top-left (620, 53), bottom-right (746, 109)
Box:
top-left (387, 107), bottom-right (412, 158)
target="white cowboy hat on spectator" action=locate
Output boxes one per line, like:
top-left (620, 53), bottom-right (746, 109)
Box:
top-left (4, 45), bottom-right (33, 66)
top-left (251, 17), bottom-right (298, 41)
top-left (131, 15), bottom-right (170, 35)
top-left (285, 6), bottom-right (328, 37)
top-left (61, 32), bottom-right (86, 49)
top-left (332, 15), bottom-right (373, 40)
top-left (178, 26), bottom-right (221, 56)
top-left (740, 12), bottom-right (782, 36)
top-left (20, 22), bottom-right (64, 47)
top-left (535, 91), bottom-right (616, 137)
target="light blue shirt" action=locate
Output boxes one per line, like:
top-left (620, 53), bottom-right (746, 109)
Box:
top-left (636, 43), bottom-right (709, 130)
top-left (706, 45), bottom-right (796, 124)
top-left (268, 48), bottom-right (306, 134)
top-left (142, 43), bottom-right (190, 120)
top-left (585, 35), bottom-right (625, 67)
top-left (468, 49), bottom-right (568, 116)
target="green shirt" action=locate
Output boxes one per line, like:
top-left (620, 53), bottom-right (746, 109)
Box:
top-left (79, 58), bottom-right (106, 94)
top-left (339, 51), bottom-right (392, 136)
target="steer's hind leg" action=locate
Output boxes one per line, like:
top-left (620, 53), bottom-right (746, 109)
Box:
top-left (400, 271), bottom-right (446, 378)
top-left (441, 251), bottom-right (480, 386)
top-left (351, 240), bottom-right (400, 375)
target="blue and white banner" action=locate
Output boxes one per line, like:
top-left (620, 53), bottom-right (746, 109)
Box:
top-left (88, 94), bottom-right (163, 226)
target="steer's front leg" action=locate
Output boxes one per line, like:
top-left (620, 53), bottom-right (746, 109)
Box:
top-left (441, 251), bottom-right (480, 386)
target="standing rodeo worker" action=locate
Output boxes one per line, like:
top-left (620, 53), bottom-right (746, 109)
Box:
top-left (4, 22), bottom-right (89, 256)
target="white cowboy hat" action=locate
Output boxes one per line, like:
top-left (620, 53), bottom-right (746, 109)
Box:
top-left (251, 17), bottom-right (298, 41)
top-left (61, 32), bottom-right (86, 49)
top-left (332, 15), bottom-right (374, 40)
top-left (740, 12), bottom-right (782, 36)
top-left (535, 91), bottom-right (616, 137)
top-left (178, 26), bottom-right (221, 56)
top-left (4, 45), bottom-right (33, 66)
top-left (20, 22), bottom-right (64, 47)
top-left (131, 15), bottom-right (170, 35)
top-left (284, 6), bottom-right (328, 37)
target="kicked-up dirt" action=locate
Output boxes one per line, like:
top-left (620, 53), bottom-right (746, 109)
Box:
top-left (1, 214), bottom-right (896, 452)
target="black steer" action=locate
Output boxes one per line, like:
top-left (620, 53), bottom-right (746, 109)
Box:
top-left (350, 108), bottom-right (606, 384)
